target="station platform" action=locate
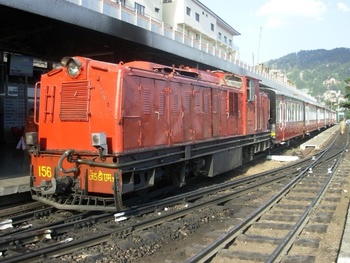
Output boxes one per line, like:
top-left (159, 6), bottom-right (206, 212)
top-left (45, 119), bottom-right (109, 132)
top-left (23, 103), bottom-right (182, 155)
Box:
top-left (300, 124), bottom-right (340, 152)
top-left (0, 124), bottom-right (349, 262)
top-left (0, 143), bottom-right (31, 204)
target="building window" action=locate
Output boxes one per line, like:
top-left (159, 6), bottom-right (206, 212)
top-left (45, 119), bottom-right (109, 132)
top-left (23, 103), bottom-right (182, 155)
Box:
top-left (218, 32), bottom-right (221, 40)
top-left (135, 2), bottom-right (145, 15)
top-left (120, 0), bottom-right (125, 6)
top-left (195, 13), bottom-right (200, 21)
top-left (229, 39), bottom-right (232, 46)
top-left (224, 36), bottom-right (227, 43)
top-left (155, 7), bottom-right (160, 13)
top-left (186, 7), bottom-right (191, 16)
top-left (211, 23), bottom-right (214, 31)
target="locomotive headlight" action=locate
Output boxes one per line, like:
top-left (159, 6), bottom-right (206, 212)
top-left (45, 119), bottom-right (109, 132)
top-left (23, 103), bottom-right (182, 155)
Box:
top-left (91, 132), bottom-right (108, 157)
top-left (25, 132), bottom-right (39, 155)
top-left (25, 132), bottom-right (38, 146)
top-left (61, 57), bottom-right (82, 78)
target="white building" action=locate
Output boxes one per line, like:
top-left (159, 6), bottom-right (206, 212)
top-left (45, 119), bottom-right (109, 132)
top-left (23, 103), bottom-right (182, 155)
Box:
top-left (162, 0), bottom-right (240, 58)
top-left (108, 0), bottom-right (241, 59)
top-left (68, 0), bottom-right (241, 61)
top-left (109, 0), bottom-right (163, 21)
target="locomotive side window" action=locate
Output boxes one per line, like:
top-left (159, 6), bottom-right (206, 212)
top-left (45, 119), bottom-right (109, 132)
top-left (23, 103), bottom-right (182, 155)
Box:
top-left (247, 79), bottom-right (255, 102)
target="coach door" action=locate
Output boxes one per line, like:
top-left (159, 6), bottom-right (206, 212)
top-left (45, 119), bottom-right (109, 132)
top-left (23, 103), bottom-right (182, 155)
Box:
top-left (276, 95), bottom-right (286, 142)
top-left (245, 79), bottom-right (257, 135)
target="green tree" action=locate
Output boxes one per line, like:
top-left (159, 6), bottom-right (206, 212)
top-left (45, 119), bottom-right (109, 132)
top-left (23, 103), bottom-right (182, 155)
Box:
top-left (341, 78), bottom-right (350, 118)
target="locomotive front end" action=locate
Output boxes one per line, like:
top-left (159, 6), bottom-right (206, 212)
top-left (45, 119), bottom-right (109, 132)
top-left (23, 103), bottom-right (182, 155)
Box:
top-left (28, 56), bottom-right (124, 211)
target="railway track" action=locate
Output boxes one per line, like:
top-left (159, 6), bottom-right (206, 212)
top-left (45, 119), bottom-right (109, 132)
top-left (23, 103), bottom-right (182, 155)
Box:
top-left (184, 130), bottom-right (348, 263)
top-left (0, 128), bottom-right (347, 263)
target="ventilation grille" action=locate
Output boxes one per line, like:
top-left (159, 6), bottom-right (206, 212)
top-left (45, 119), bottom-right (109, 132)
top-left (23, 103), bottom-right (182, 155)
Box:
top-left (60, 81), bottom-right (90, 121)
top-left (172, 93), bottom-right (179, 115)
top-left (159, 92), bottom-right (165, 115)
top-left (143, 89), bottom-right (151, 114)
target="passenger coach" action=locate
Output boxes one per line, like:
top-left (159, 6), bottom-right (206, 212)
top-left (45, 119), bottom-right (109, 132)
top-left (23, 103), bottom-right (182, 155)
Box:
top-left (261, 86), bottom-right (336, 145)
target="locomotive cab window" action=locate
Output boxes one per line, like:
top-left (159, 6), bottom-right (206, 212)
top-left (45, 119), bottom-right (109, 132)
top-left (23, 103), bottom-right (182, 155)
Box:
top-left (247, 79), bottom-right (255, 102)
top-left (224, 74), bottom-right (242, 88)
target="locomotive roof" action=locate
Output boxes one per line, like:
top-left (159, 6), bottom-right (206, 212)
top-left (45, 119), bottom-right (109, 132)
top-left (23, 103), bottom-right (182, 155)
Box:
top-left (124, 61), bottom-right (220, 83)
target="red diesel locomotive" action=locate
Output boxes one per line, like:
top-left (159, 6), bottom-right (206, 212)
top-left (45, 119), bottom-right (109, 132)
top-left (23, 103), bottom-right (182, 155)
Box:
top-left (26, 57), bottom-right (271, 211)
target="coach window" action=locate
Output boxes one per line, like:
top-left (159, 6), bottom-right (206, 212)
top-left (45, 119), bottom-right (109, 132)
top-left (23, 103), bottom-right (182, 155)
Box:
top-left (296, 104), bottom-right (300, 121)
top-left (292, 103), bottom-right (296, 121)
top-left (276, 101), bottom-right (282, 123)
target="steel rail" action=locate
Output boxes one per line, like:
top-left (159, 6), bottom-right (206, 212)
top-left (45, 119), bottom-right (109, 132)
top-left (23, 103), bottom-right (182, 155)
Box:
top-left (184, 132), bottom-right (340, 263)
top-left (0, 161), bottom-right (309, 263)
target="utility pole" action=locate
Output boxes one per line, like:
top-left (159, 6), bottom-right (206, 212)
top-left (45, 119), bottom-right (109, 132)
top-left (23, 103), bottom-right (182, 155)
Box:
top-left (257, 26), bottom-right (262, 66)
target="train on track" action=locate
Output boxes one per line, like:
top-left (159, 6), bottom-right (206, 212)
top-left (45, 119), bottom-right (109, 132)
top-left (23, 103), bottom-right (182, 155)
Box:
top-left (25, 56), bottom-right (336, 211)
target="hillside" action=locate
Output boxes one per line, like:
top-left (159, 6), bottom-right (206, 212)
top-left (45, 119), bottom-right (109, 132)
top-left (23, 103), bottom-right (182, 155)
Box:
top-left (265, 48), bottom-right (350, 104)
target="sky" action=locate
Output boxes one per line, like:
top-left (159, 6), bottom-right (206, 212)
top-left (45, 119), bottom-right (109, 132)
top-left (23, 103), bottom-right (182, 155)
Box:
top-left (199, 0), bottom-right (350, 65)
